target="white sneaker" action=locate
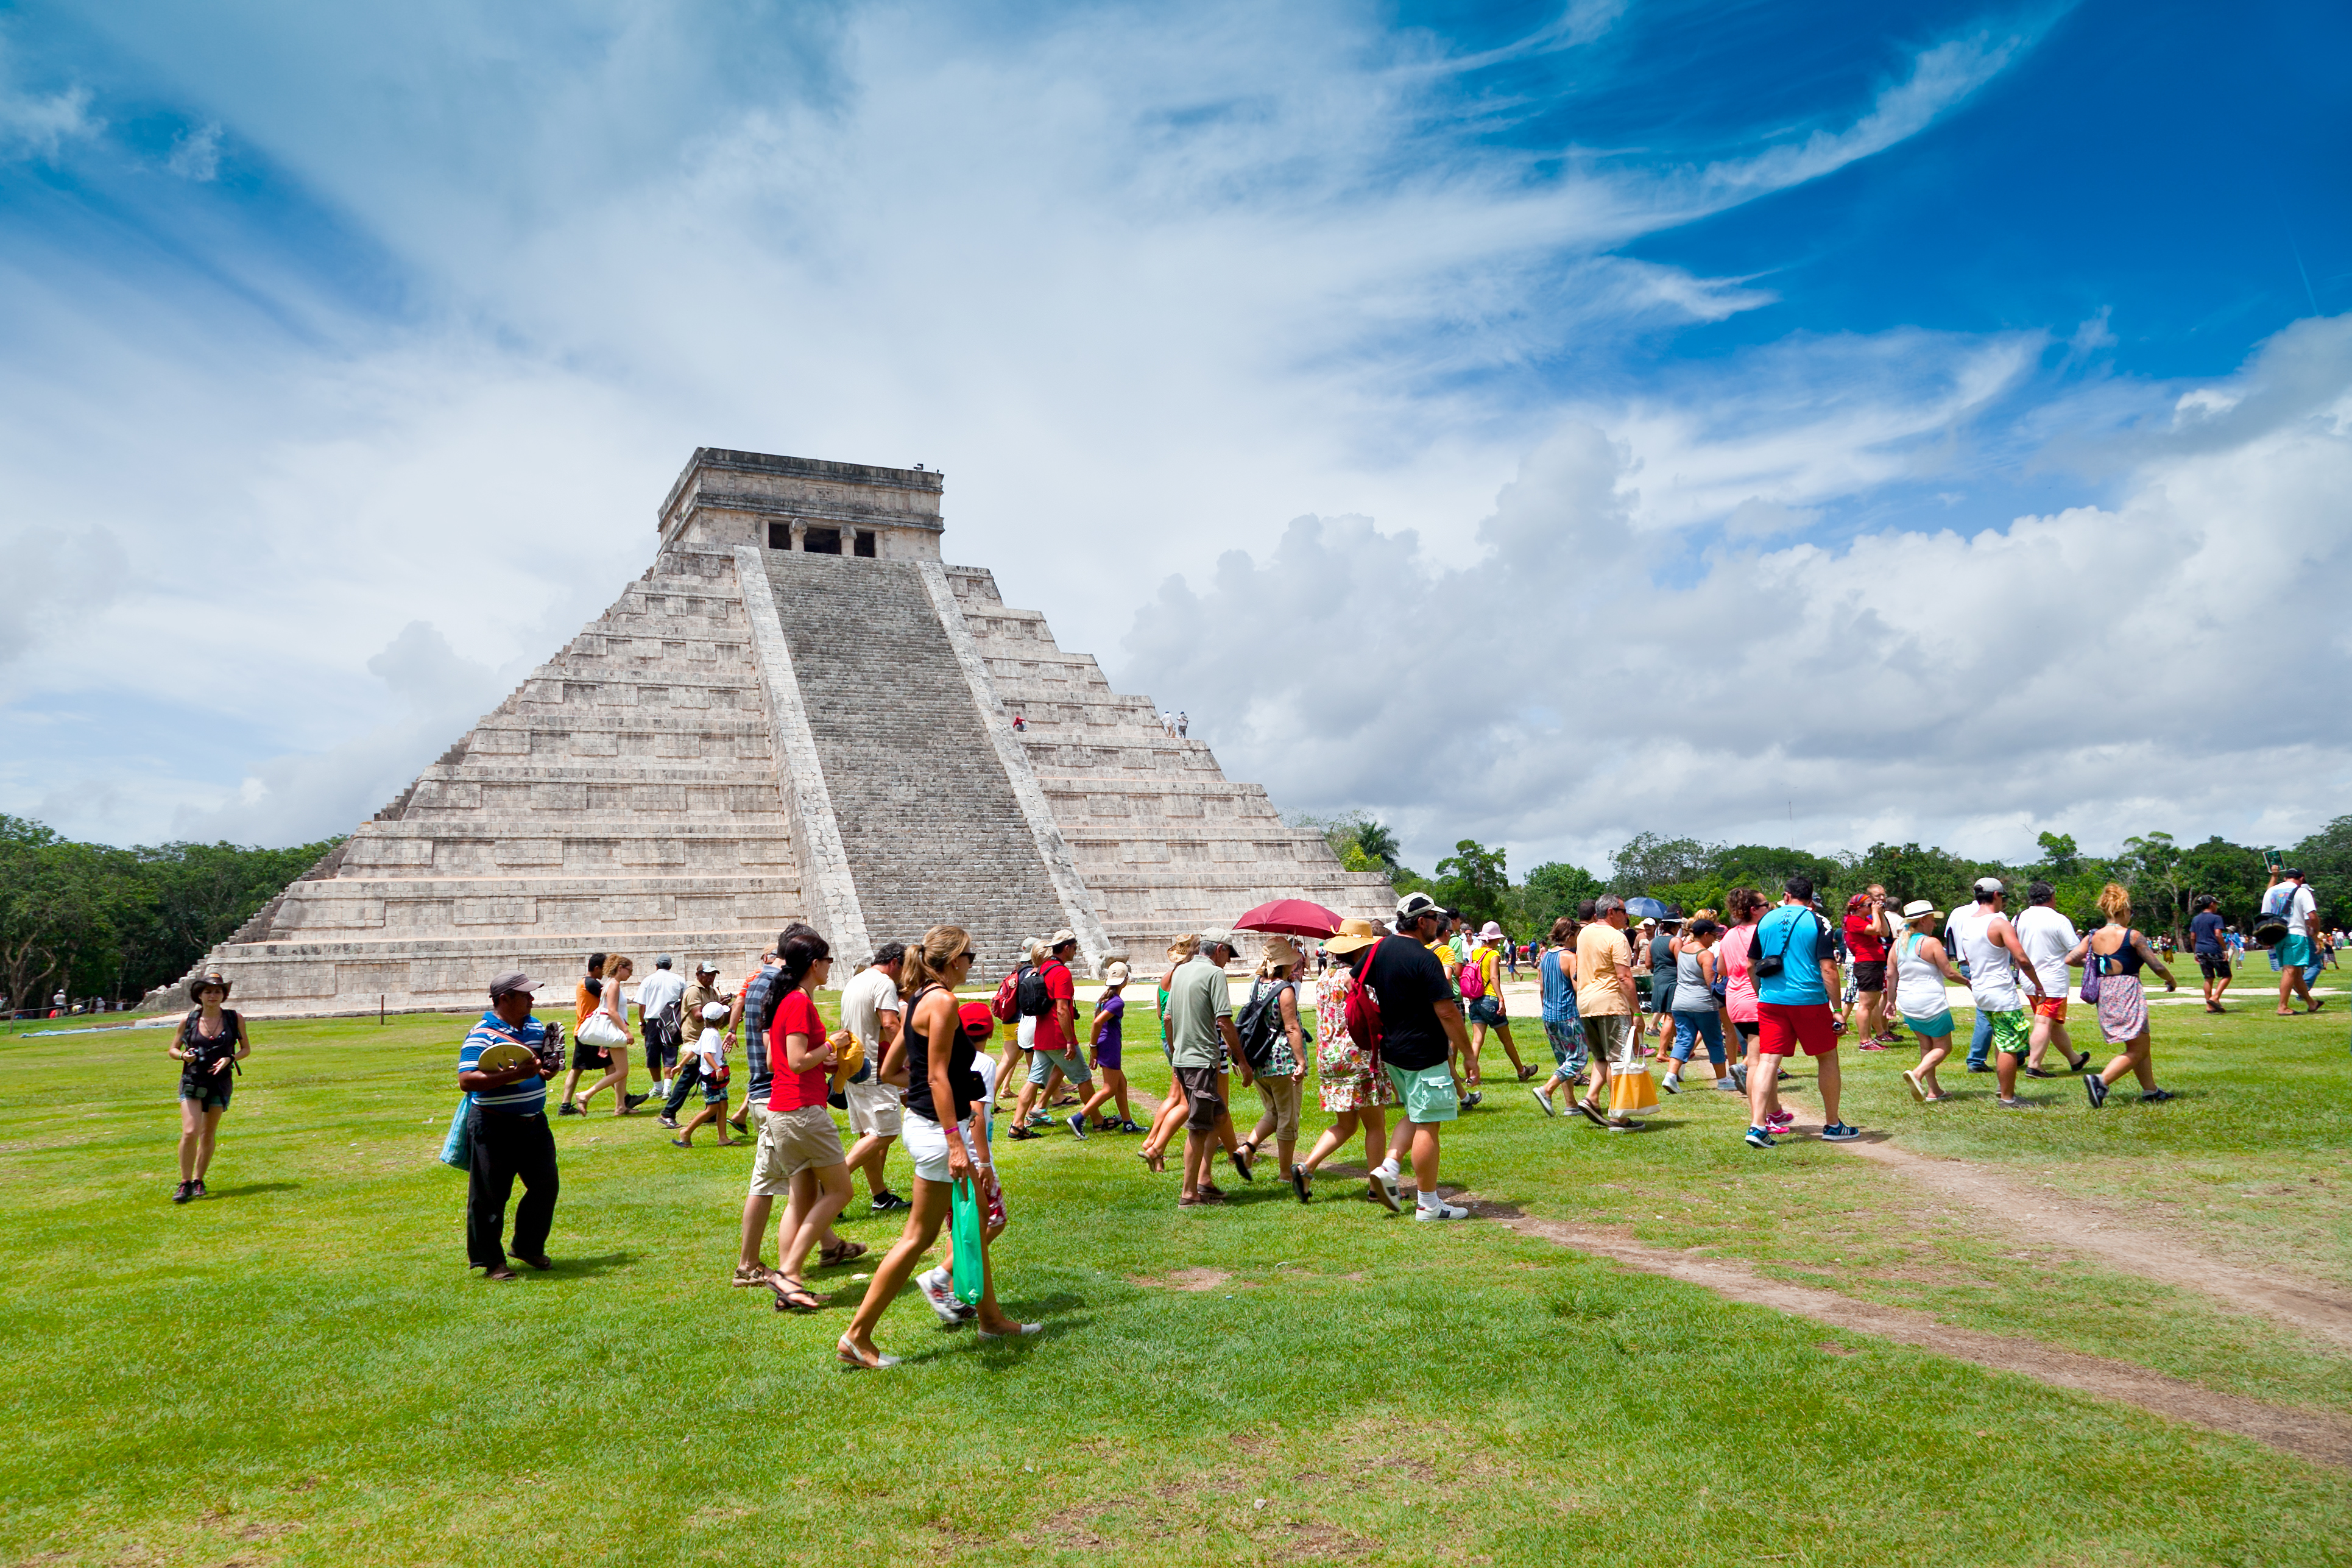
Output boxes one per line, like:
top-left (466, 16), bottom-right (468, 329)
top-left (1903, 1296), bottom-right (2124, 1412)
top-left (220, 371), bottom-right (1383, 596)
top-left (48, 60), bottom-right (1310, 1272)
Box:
top-left (1414, 1200), bottom-right (1468, 1221)
top-left (1369, 1161), bottom-right (1402, 1213)
top-left (917, 1267), bottom-right (973, 1325)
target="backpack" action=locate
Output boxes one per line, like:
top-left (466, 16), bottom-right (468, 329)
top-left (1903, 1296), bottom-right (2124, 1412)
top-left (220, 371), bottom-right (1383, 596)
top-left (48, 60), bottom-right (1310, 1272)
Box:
top-left (990, 964), bottom-right (1027, 1024)
top-left (1457, 953), bottom-right (1487, 1001)
top-left (1017, 961), bottom-right (1059, 1019)
top-left (1235, 979), bottom-right (1288, 1072)
top-left (1343, 940), bottom-right (1388, 1058)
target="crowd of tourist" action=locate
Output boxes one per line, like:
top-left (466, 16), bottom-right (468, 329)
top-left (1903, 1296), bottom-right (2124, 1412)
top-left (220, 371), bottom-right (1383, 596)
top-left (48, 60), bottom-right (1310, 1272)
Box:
top-left (161, 863), bottom-right (2337, 1364)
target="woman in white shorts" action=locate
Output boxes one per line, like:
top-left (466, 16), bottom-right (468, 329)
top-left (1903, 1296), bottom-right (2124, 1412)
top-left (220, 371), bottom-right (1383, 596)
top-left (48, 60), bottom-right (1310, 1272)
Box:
top-left (841, 926), bottom-right (1039, 1367)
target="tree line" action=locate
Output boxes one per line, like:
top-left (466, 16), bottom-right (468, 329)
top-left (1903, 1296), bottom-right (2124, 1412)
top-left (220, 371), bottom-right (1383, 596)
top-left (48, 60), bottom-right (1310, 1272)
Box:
top-left (0, 816), bottom-right (341, 1011)
top-left (1294, 810), bottom-right (2352, 945)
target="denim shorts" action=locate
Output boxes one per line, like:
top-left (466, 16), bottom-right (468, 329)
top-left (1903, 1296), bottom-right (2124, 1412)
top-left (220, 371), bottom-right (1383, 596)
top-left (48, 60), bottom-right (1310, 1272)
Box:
top-left (1466, 995), bottom-right (1504, 1025)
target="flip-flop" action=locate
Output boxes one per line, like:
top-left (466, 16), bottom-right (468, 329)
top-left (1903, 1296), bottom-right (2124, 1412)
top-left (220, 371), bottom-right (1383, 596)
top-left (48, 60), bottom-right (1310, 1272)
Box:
top-left (1573, 1098), bottom-right (1609, 1129)
top-left (668, 1137), bottom-right (693, 1148)
top-left (1902, 1068), bottom-right (1926, 1103)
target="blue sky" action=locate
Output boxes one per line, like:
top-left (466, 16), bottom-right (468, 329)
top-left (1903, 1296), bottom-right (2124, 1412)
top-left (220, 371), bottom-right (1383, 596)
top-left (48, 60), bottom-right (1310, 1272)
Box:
top-left (1, 1), bottom-right (2346, 875)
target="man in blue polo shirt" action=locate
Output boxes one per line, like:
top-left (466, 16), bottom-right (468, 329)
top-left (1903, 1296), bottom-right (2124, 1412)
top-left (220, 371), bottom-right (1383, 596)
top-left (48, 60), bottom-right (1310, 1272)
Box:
top-left (458, 970), bottom-right (564, 1280)
top-left (1745, 876), bottom-right (1859, 1148)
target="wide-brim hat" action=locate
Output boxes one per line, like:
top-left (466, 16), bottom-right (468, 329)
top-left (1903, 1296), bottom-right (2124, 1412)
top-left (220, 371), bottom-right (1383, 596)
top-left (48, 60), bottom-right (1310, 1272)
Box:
top-left (1902, 899), bottom-right (1939, 922)
top-left (189, 969), bottom-right (231, 1001)
top-left (1325, 917), bottom-right (1382, 956)
top-left (1262, 936), bottom-right (1302, 969)
top-left (1477, 922), bottom-right (1505, 942)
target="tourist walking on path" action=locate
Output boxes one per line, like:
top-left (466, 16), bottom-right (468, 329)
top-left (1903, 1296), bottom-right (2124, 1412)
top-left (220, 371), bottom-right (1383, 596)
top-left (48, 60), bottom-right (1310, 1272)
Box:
top-left (1461, 922), bottom-right (1533, 1090)
top-left (724, 947), bottom-right (780, 1132)
top-left (556, 952), bottom-right (606, 1116)
top-left (1235, 937), bottom-right (1312, 1195)
top-left (2265, 867), bottom-right (2326, 1016)
top-left (1011, 931), bottom-right (1085, 1139)
top-left (1573, 898), bottom-right (1648, 1129)
top-left (1887, 902), bottom-right (1965, 1102)
top-left (1644, 917), bottom-right (1678, 1047)
top-left (1368, 892), bottom-right (1473, 1218)
top-left (1664, 919), bottom-right (1726, 1094)
top-left (457, 971), bottom-right (562, 1278)
top-left (1949, 878), bottom-right (2049, 1109)
top-left (840, 942), bottom-right (911, 1212)
top-left (1720, 889), bottom-right (1765, 1096)
top-left (2015, 882), bottom-right (2091, 1077)
top-left (1746, 877), bottom-right (1860, 1146)
top-left (1168, 930), bottom-right (1251, 1207)
top-left (1140, 936), bottom-right (1202, 1172)
top-left (2189, 895), bottom-right (2234, 1012)
top-left (663, 1001), bottom-right (740, 1146)
top-left (1842, 890), bottom-right (1896, 1048)
top-left (1297, 919), bottom-right (1397, 1209)
top-left (1072, 961), bottom-right (1139, 1133)
top-left (841, 927), bottom-right (1039, 1366)
top-left (574, 955), bottom-right (649, 1116)
top-left (1000, 939), bottom-right (1044, 1111)
top-left (1529, 916), bottom-right (1586, 1116)
top-left (2071, 885), bottom-right (2181, 1107)
top-left (663, 961), bottom-right (729, 1127)
top-left (755, 931), bottom-right (861, 1313)
top-left (170, 970), bottom-right (250, 1202)
top-left (635, 955), bottom-right (688, 1101)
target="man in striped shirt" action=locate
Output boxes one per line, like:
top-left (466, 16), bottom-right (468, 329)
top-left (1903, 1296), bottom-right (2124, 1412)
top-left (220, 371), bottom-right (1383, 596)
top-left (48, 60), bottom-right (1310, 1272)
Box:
top-left (459, 971), bottom-right (563, 1280)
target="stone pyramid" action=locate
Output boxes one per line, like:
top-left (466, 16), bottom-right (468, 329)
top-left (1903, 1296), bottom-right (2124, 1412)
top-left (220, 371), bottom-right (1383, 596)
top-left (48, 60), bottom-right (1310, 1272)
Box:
top-left (149, 448), bottom-right (1396, 1016)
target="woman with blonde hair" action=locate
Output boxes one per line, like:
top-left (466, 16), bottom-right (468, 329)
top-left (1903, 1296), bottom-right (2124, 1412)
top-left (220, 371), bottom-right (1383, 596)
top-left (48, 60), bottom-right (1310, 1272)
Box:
top-left (1234, 936), bottom-right (1312, 1195)
top-left (841, 925), bottom-right (1038, 1366)
top-left (1296, 918), bottom-right (1399, 1210)
top-left (1138, 934), bottom-right (1202, 1173)
top-left (573, 955), bottom-right (648, 1116)
top-left (2066, 884), bottom-right (2179, 1109)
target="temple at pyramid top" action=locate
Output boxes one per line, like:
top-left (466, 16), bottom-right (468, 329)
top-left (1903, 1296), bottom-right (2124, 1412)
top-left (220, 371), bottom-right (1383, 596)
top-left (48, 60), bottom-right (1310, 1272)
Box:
top-left (144, 447), bottom-right (1395, 1017)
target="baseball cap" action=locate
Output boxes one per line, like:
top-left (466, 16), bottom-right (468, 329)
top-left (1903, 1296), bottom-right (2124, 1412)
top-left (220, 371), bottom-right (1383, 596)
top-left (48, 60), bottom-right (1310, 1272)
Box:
top-left (1104, 960), bottom-right (1131, 986)
top-left (1972, 876), bottom-right (2004, 895)
top-left (959, 1001), bottom-right (997, 1040)
top-left (696, 959), bottom-right (719, 975)
top-left (1198, 928), bottom-right (1237, 951)
top-left (487, 970), bottom-right (542, 998)
top-left (1396, 891), bottom-right (1439, 922)
top-left (701, 1000), bottom-right (730, 1023)
top-left (1048, 928), bottom-right (1078, 949)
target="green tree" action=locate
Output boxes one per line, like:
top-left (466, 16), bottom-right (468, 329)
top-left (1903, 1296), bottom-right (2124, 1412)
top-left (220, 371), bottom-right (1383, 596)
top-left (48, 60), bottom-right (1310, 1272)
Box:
top-left (2175, 836), bottom-right (2269, 930)
top-left (2116, 832), bottom-right (2186, 942)
top-left (1712, 844), bottom-right (1842, 901)
top-left (2035, 832), bottom-right (2080, 878)
top-left (1434, 839), bottom-right (1510, 930)
top-left (1607, 833), bottom-right (1716, 896)
top-left (1521, 861), bottom-right (1605, 936)
top-left (2289, 816), bottom-right (2352, 927)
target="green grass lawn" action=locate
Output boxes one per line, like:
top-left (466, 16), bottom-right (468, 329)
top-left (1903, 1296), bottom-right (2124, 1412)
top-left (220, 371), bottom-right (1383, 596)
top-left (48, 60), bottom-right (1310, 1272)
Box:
top-left (1, 988), bottom-right (2346, 1567)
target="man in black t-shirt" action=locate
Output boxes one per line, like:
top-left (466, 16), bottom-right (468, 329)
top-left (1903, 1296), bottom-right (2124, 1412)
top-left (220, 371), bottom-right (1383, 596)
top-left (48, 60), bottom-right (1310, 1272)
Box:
top-left (1367, 892), bottom-right (1475, 1221)
top-left (2189, 894), bottom-right (2233, 1012)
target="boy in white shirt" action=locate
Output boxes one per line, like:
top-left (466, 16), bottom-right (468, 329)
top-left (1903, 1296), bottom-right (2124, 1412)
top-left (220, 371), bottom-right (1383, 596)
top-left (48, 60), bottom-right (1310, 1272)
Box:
top-left (666, 1002), bottom-right (739, 1148)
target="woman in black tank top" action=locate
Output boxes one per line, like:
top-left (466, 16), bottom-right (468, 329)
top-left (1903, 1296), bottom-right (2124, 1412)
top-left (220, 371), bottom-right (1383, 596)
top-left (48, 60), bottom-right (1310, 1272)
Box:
top-left (841, 926), bottom-right (1041, 1367)
top-left (169, 970), bottom-right (250, 1203)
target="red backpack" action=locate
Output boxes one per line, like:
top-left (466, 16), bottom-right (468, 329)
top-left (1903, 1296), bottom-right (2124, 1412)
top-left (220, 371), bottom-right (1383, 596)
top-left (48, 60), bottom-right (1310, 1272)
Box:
top-left (990, 965), bottom-right (1025, 1023)
top-left (1344, 939), bottom-right (1388, 1059)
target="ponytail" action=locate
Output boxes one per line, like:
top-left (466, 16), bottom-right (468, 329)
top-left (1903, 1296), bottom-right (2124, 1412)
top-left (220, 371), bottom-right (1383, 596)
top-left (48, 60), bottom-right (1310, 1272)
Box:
top-left (900, 925), bottom-right (969, 1000)
top-left (779, 930), bottom-right (831, 990)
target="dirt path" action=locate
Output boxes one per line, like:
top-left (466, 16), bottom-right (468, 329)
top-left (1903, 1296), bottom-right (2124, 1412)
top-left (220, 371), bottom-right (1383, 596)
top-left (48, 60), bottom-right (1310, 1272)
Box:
top-left (1828, 1136), bottom-right (2352, 1350)
top-left (1455, 1192), bottom-right (2352, 1473)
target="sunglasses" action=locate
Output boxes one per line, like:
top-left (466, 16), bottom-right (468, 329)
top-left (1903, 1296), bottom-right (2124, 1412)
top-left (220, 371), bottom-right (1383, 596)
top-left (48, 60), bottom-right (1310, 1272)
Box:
top-left (955, 950), bottom-right (976, 963)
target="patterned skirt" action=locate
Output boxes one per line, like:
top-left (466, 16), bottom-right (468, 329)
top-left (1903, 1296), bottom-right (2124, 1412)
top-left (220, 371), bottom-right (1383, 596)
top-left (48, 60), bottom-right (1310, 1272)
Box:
top-left (1316, 1039), bottom-right (1396, 1112)
top-left (2096, 973), bottom-right (2149, 1044)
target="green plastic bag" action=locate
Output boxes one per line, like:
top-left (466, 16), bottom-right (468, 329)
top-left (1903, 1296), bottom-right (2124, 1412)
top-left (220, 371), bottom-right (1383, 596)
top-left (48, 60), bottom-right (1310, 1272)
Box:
top-left (948, 1175), bottom-right (985, 1305)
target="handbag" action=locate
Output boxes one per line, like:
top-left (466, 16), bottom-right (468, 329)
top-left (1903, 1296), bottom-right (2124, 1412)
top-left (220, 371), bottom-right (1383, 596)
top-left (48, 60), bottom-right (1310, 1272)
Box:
top-left (576, 1008), bottom-right (627, 1048)
top-left (2078, 946), bottom-right (2102, 1005)
top-left (439, 1094), bottom-right (475, 1170)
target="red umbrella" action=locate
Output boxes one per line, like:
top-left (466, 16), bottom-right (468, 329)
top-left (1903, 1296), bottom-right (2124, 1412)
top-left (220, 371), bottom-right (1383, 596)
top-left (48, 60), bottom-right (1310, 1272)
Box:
top-left (1232, 899), bottom-right (1344, 939)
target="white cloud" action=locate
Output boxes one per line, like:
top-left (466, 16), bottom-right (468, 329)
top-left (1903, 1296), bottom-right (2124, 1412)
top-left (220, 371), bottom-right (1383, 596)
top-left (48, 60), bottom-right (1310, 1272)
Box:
top-left (1126, 315), bottom-right (2352, 874)
top-left (163, 120), bottom-right (221, 180)
top-left (0, 33), bottom-right (99, 159)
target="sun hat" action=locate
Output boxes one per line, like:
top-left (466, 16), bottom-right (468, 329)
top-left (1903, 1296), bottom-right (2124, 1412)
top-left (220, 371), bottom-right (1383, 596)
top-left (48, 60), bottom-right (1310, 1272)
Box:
top-left (1326, 917), bottom-right (1382, 956)
top-left (189, 969), bottom-right (232, 1001)
top-left (1477, 921), bottom-right (1505, 942)
top-left (1638, 916), bottom-right (1658, 928)
top-left (486, 970), bottom-right (540, 998)
top-left (1262, 936), bottom-right (1301, 970)
top-left (1104, 960), bottom-right (1131, 986)
top-left (1902, 899), bottom-right (1938, 922)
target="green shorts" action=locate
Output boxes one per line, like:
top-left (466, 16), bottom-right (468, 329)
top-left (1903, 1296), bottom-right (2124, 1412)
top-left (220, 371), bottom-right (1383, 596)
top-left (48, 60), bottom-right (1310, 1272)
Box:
top-left (1986, 1008), bottom-right (2032, 1058)
top-left (2275, 933), bottom-right (2314, 969)
top-left (1384, 1061), bottom-right (1459, 1125)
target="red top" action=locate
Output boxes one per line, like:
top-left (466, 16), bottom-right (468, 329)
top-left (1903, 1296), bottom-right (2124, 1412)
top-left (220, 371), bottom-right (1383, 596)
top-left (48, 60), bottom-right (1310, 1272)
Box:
top-left (1031, 959), bottom-right (1076, 1050)
top-left (767, 989), bottom-right (830, 1112)
top-left (1843, 914), bottom-right (1888, 964)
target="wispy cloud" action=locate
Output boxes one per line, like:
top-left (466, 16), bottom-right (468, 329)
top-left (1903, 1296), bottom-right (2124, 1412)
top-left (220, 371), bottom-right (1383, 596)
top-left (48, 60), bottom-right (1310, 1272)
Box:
top-left (0, 37), bottom-right (99, 158)
top-left (163, 119), bottom-right (221, 180)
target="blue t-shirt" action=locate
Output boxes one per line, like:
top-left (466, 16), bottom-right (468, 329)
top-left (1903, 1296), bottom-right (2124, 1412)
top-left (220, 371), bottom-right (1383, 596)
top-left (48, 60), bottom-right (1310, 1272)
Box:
top-left (1539, 947), bottom-right (1580, 1023)
top-left (1754, 905), bottom-right (1832, 1008)
top-left (460, 1011), bottom-right (553, 1115)
top-left (2190, 911), bottom-right (2225, 956)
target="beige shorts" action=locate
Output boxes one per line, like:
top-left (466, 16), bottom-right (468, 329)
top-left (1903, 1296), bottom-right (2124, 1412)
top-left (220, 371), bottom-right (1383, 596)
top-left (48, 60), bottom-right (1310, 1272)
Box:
top-left (747, 1104), bottom-right (845, 1195)
top-left (844, 1078), bottom-right (903, 1139)
top-left (1253, 1073), bottom-right (1303, 1142)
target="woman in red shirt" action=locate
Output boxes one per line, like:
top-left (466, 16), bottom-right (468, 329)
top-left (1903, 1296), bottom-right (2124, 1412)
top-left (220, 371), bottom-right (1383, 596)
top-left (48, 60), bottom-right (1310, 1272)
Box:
top-left (757, 931), bottom-right (857, 1311)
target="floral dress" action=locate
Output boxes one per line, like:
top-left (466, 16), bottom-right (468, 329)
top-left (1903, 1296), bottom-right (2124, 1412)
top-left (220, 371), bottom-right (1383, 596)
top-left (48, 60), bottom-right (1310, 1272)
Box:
top-left (1315, 969), bottom-right (1396, 1112)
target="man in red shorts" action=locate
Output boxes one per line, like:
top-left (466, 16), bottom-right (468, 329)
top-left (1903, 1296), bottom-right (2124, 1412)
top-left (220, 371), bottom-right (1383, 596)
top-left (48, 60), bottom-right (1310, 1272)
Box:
top-left (1746, 875), bottom-right (1859, 1148)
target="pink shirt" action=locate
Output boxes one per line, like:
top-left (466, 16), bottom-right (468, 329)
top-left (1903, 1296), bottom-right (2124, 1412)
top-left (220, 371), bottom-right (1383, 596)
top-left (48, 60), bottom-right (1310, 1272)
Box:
top-left (1720, 923), bottom-right (1760, 1023)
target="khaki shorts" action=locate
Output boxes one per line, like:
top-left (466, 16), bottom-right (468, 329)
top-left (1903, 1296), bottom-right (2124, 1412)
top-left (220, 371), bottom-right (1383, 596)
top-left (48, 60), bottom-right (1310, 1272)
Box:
top-left (844, 1078), bottom-right (904, 1139)
top-left (1253, 1073), bottom-right (1302, 1142)
top-left (747, 1104), bottom-right (845, 1195)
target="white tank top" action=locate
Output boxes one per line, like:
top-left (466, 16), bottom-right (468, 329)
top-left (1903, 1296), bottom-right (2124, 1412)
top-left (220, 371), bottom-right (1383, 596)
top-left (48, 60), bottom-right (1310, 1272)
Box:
top-left (1949, 907), bottom-right (2022, 1011)
top-left (1893, 931), bottom-right (1949, 1019)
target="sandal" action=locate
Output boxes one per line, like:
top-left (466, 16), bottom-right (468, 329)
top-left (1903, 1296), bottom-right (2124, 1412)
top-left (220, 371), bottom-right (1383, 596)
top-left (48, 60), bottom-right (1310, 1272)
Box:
top-left (818, 1238), bottom-right (867, 1267)
top-left (732, 1262), bottom-right (778, 1288)
top-left (836, 1334), bottom-right (900, 1369)
top-left (772, 1279), bottom-right (825, 1312)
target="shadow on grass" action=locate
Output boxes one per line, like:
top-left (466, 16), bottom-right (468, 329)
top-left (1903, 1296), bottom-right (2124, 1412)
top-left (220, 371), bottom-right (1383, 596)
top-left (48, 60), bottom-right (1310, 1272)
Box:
top-left (201, 1180), bottom-right (303, 1199)
top-left (543, 1251), bottom-right (637, 1279)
